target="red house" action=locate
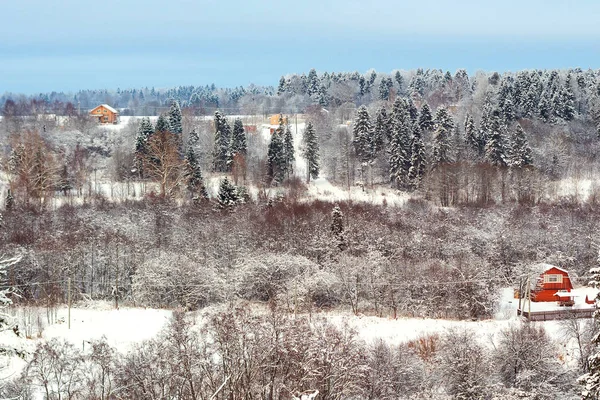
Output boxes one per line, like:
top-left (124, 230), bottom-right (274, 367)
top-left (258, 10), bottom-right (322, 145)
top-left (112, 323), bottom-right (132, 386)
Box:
top-left (531, 264), bottom-right (573, 302)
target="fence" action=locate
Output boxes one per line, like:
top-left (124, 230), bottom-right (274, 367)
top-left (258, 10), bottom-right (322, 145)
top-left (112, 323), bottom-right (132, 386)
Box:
top-left (517, 308), bottom-right (594, 321)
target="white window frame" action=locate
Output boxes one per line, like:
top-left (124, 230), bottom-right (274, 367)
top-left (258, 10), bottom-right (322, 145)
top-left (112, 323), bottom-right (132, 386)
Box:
top-left (543, 274), bottom-right (563, 284)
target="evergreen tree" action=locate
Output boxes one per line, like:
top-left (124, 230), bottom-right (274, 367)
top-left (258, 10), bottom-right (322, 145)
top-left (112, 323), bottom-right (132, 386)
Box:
top-left (431, 107), bottom-right (454, 166)
top-left (283, 120), bottom-right (295, 178)
top-left (407, 98), bottom-right (419, 122)
top-left (217, 177), bottom-right (238, 209)
top-left (394, 71), bottom-right (404, 94)
top-left (331, 205), bottom-right (344, 236)
top-left (408, 122), bottom-right (426, 188)
top-left (134, 117), bottom-right (154, 178)
top-left (266, 117), bottom-right (286, 184)
top-left (212, 111), bottom-right (231, 172)
top-left (464, 114), bottom-right (479, 157)
top-left (230, 118), bottom-right (247, 158)
top-left (562, 80), bottom-right (576, 121)
top-left (484, 110), bottom-right (508, 167)
top-left (538, 89), bottom-right (552, 121)
top-left (378, 77), bottom-right (393, 101)
top-left (307, 68), bottom-right (319, 97)
top-left (330, 204), bottom-right (346, 250)
top-left (301, 121), bottom-right (320, 183)
top-left (5, 189), bottom-right (14, 210)
top-left (184, 147), bottom-right (208, 201)
top-left (352, 106), bottom-right (373, 163)
top-left (418, 102), bottom-right (435, 132)
top-left (389, 99), bottom-right (413, 187)
top-left (510, 124), bottom-right (533, 168)
top-left (277, 76), bottom-right (286, 95)
top-left (155, 114), bottom-right (171, 133)
top-left (168, 100), bottom-right (183, 135)
top-left (373, 106), bottom-right (389, 154)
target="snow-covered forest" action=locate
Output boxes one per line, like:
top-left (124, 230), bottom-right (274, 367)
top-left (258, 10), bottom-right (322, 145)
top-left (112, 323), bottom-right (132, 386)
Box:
top-left (2, 68), bottom-right (600, 399)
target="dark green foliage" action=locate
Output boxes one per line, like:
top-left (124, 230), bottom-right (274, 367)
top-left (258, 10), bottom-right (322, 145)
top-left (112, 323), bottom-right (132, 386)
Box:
top-left (168, 100), bottom-right (183, 135)
top-left (184, 147), bottom-right (208, 201)
top-left (372, 106), bottom-right (389, 155)
top-left (266, 116), bottom-right (286, 184)
top-left (418, 102), bottom-right (434, 132)
top-left (408, 122), bottom-right (426, 189)
top-left (431, 107), bottom-right (454, 166)
top-left (155, 114), bottom-right (171, 133)
top-left (302, 121), bottom-right (320, 182)
top-left (283, 121), bottom-right (295, 177)
top-left (510, 124), bottom-right (533, 168)
top-left (217, 177), bottom-right (238, 209)
top-left (230, 118), bottom-right (247, 157)
top-left (389, 98), bottom-right (413, 187)
top-left (352, 105), bottom-right (372, 163)
top-left (212, 111), bottom-right (232, 172)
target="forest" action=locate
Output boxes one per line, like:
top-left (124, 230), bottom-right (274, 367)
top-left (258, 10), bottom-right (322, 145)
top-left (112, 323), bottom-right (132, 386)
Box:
top-left (1, 67), bottom-right (600, 399)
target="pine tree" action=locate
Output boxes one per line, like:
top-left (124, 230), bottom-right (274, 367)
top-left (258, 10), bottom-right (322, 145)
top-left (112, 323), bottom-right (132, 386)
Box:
top-left (212, 111), bottom-right (231, 172)
top-left (5, 189), bottom-right (14, 210)
top-left (431, 107), bottom-right (454, 166)
top-left (352, 105), bottom-right (373, 163)
top-left (230, 118), bottom-right (247, 158)
top-left (389, 99), bottom-right (413, 187)
top-left (277, 76), bottom-right (286, 95)
top-left (484, 110), bottom-right (508, 167)
top-left (301, 121), bottom-right (320, 183)
top-left (184, 147), bottom-right (208, 201)
top-left (408, 122), bottom-right (426, 188)
top-left (217, 177), bottom-right (238, 209)
top-left (168, 100), bottom-right (183, 135)
top-left (134, 117), bottom-right (154, 178)
top-left (464, 114), bottom-right (479, 157)
top-left (373, 106), bottom-right (389, 155)
top-left (418, 102), bottom-right (435, 132)
top-left (394, 71), bottom-right (404, 94)
top-left (283, 120), bottom-right (295, 178)
top-left (266, 117), bottom-right (286, 185)
top-left (155, 114), bottom-right (171, 133)
top-left (307, 68), bottom-right (319, 97)
top-left (510, 124), bottom-right (533, 168)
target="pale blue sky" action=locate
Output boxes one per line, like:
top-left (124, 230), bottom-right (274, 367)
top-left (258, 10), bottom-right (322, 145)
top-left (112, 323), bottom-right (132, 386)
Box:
top-left (2, 0), bottom-right (600, 93)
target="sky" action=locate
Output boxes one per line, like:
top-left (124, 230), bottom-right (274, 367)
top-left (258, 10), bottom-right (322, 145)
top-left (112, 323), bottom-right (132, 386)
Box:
top-left (2, 0), bottom-right (600, 94)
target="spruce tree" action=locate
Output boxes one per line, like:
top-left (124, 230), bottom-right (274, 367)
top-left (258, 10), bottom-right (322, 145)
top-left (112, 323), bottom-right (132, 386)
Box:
top-left (168, 100), bottom-right (183, 135)
top-left (352, 105), bottom-right (373, 163)
top-left (230, 118), bottom-right (247, 158)
top-left (184, 147), bottom-right (208, 201)
top-left (394, 71), bottom-right (404, 94)
top-left (407, 98), bottom-right (419, 122)
top-left (431, 107), bottom-right (454, 166)
top-left (307, 68), bottom-right (319, 97)
top-left (5, 189), bottom-right (14, 210)
top-left (217, 177), bottom-right (238, 209)
top-left (283, 120), bottom-right (295, 178)
top-left (389, 99), bottom-right (413, 187)
top-left (266, 116), bottom-right (286, 184)
top-left (464, 114), bottom-right (479, 157)
top-left (301, 121), bottom-right (320, 183)
top-left (418, 102), bottom-right (435, 132)
top-left (562, 79), bottom-right (576, 121)
top-left (277, 76), bottom-right (286, 95)
top-left (330, 204), bottom-right (346, 250)
top-left (134, 117), bottom-right (154, 178)
top-left (155, 114), bottom-right (171, 133)
top-left (484, 110), bottom-right (508, 167)
top-left (373, 106), bottom-right (389, 155)
top-left (510, 124), bottom-right (533, 168)
top-left (212, 111), bottom-right (231, 172)
top-left (408, 122), bottom-right (426, 189)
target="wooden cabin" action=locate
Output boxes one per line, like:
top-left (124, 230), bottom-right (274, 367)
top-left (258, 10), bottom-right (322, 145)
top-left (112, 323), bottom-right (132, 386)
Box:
top-left (531, 264), bottom-right (573, 302)
top-left (89, 104), bottom-right (119, 124)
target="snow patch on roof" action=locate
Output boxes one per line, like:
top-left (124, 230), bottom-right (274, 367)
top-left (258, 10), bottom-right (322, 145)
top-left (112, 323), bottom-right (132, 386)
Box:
top-left (91, 104), bottom-right (118, 114)
top-left (530, 262), bottom-right (569, 275)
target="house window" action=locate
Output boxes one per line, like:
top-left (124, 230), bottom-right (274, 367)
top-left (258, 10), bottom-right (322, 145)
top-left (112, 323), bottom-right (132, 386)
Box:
top-left (544, 274), bottom-right (563, 284)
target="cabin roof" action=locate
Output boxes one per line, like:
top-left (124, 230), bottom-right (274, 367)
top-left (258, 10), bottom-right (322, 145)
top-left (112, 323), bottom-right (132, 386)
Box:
top-left (90, 104), bottom-right (118, 114)
top-left (531, 263), bottom-right (569, 275)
